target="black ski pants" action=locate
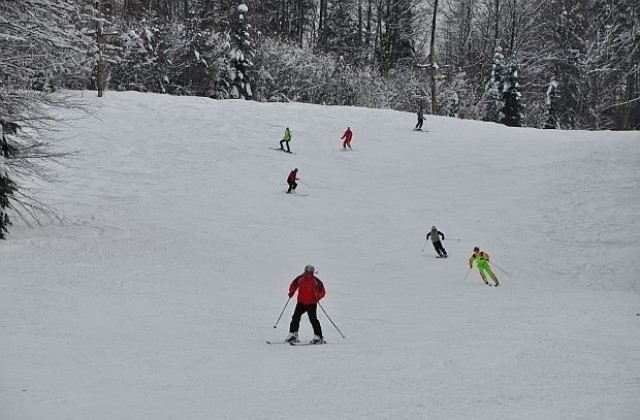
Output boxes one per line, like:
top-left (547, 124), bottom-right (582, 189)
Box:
top-left (432, 240), bottom-right (447, 256)
top-left (280, 140), bottom-right (291, 152)
top-left (289, 303), bottom-right (323, 337)
top-left (287, 181), bottom-right (297, 193)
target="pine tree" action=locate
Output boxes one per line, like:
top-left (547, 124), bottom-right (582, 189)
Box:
top-left (0, 165), bottom-right (16, 240)
top-left (0, 123), bottom-right (16, 239)
top-left (320, 0), bottom-right (359, 57)
top-left (438, 89), bottom-right (460, 118)
top-left (169, 11), bottom-right (229, 97)
top-left (499, 59), bottom-right (523, 127)
top-left (228, 4), bottom-right (254, 99)
top-left (543, 80), bottom-right (561, 129)
top-left (111, 16), bottom-right (166, 92)
top-left (483, 45), bottom-right (505, 122)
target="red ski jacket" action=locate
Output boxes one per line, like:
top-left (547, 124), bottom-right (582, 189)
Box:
top-left (289, 273), bottom-right (326, 305)
top-left (341, 128), bottom-right (353, 141)
top-left (287, 169), bottom-right (298, 184)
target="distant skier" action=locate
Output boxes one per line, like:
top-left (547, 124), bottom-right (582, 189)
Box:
top-left (279, 127), bottom-right (292, 153)
top-left (414, 105), bottom-right (425, 131)
top-left (426, 226), bottom-right (447, 257)
top-left (286, 168), bottom-right (298, 194)
top-left (285, 265), bottom-right (326, 344)
top-left (469, 246), bottom-right (499, 286)
top-left (341, 127), bottom-right (353, 149)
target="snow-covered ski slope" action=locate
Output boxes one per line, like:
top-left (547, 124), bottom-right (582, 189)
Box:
top-left (1, 91), bottom-right (639, 420)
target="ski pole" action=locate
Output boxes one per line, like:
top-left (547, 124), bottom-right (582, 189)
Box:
top-left (318, 302), bottom-right (346, 338)
top-left (421, 238), bottom-right (428, 252)
top-left (299, 180), bottom-right (312, 189)
top-left (462, 267), bottom-right (472, 281)
top-left (273, 297), bottom-right (291, 328)
top-left (490, 261), bottom-right (513, 278)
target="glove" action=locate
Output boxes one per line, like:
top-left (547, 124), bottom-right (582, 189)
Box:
top-left (288, 292), bottom-right (294, 298)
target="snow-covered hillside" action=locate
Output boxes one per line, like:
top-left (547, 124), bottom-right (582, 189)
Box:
top-left (1, 91), bottom-right (639, 420)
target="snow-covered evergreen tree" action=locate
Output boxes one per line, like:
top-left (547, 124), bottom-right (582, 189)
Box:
top-left (321, 0), bottom-right (360, 57)
top-left (325, 56), bottom-right (358, 105)
top-left (228, 4), bottom-right (254, 99)
top-left (112, 19), bottom-right (167, 92)
top-left (178, 19), bottom-right (217, 96)
top-left (483, 46), bottom-right (505, 122)
top-left (0, 123), bottom-right (14, 239)
top-left (169, 14), bottom-right (228, 97)
top-left (438, 72), bottom-right (470, 118)
top-left (0, 157), bottom-right (16, 239)
top-left (499, 60), bottom-right (523, 127)
top-left (543, 80), bottom-right (561, 129)
top-left (438, 90), bottom-right (460, 118)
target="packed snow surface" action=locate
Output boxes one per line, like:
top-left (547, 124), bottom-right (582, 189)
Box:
top-left (1, 92), bottom-right (639, 420)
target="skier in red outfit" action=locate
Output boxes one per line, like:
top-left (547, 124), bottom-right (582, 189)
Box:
top-left (285, 265), bottom-right (326, 344)
top-left (341, 127), bottom-right (353, 149)
top-left (286, 168), bottom-right (298, 193)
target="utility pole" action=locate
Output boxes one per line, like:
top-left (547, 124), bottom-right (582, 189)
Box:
top-left (90, 1), bottom-right (117, 97)
top-left (415, 0), bottom-right (445, 116)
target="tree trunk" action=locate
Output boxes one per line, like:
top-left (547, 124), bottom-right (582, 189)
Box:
top-left (357, 0), bottom-right (363, 50)
top-left (494, 0), bottom-right (500, 42)
top-left (298, 1), bottom-right (304, 46)
top-left (508, 0), bottom-right (516, 56)
top-left (318, 0), bottom-right (327, 51)
top-left (95, 1), bottom-right (104, 97)
top-left (366, 0), bottom-right (372, 47)
top-left (430, 0), bottom-right (439, 115)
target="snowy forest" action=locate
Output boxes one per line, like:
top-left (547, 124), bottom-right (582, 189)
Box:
top-left (1, 0), bottom-right (639, 131)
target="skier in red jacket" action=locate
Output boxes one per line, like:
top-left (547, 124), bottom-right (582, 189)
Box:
top-left (286, 168), bottom-right (298, 193)
top-left (286, 265), bottom-right (326, 344)
top-left (341, 127), bottom-right (353, 149)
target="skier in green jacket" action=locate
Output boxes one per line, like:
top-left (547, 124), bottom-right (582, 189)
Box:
top-left (279, 127), bottom-right (292, 153)
top-left (469, 247), bottom-right (499, 286)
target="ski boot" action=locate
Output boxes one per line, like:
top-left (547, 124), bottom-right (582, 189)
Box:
top-left (310, 335), bottom-right (325, 344)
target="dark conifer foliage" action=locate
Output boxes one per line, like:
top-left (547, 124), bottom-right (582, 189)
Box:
top-left (499, 60), bottom-right (522, 127)
top-left (0, 169), bottom-right (16, 240)
top-left (228, 4), bottom-right (254, 99)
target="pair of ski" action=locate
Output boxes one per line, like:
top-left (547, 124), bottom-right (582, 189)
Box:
top-left (266, 340), bottom-right (326, 346)
top-left (270, 147), bottom-right (295, 155)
